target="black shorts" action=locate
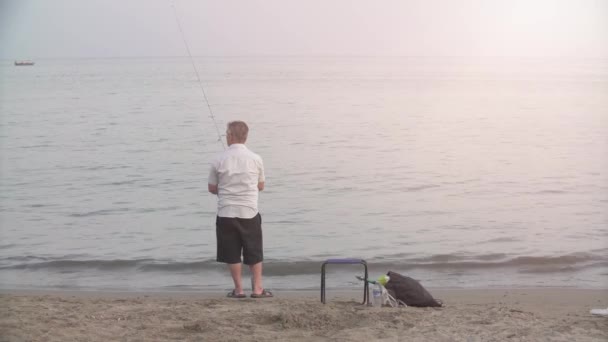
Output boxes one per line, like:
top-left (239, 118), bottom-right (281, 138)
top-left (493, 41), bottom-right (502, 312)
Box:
top-left (216, 213), bottom-right (263, 265)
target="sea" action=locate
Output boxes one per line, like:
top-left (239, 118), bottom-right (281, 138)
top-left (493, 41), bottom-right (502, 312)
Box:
top-left (1, 56), bottom-right (607, 292)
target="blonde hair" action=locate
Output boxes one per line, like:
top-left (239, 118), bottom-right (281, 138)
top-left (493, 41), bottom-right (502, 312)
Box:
top-left (227, 121), bottom-right (249, 143)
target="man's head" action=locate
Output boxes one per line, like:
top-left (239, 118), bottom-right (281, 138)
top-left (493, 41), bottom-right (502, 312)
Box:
top-left (226, 121), bottom-right (249, 146)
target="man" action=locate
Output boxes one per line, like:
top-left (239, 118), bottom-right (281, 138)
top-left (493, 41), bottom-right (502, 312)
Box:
top-left (208, 121), bottom-right (272, 298)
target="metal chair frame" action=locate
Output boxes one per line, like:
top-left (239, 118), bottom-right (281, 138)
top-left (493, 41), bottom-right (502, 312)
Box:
top-left (320, 258), bottom-right (368, 304)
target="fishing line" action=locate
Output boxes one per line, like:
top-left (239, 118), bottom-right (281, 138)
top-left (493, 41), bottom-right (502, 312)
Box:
top-left (169, 0), bottom-right (226, 149)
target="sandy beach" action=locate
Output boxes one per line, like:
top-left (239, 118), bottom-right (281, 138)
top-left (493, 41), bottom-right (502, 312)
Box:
top-left (1, 288), bottom-right (606, 342)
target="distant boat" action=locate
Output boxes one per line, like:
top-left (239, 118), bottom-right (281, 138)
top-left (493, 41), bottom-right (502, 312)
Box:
top-left (14, 60), bottom-right (35, 66)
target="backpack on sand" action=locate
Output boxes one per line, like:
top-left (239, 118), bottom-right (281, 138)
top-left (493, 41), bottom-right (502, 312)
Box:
top-left (383, 271), bottom-right (443, 307)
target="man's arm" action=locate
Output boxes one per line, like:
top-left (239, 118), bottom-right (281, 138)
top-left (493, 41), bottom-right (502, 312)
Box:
top-left (257, 182), bottom-right (264, 191)
top-left (208, 183), bottom-right (218, 194)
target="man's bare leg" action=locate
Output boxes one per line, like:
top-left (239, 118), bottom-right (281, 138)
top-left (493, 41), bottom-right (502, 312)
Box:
top-left (229, 263), bottom-right (244, 295)
top-left (249, 262), bottom-right (263, 294)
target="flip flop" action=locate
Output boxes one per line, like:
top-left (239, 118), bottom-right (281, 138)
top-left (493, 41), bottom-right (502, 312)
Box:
top-left (227, 290), bottom-right (246, 298)
top-left (251, 289), bottom-right (273, 298)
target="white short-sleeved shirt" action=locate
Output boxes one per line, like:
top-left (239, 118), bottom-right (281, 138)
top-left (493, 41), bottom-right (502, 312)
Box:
top-left (208, 144), bottom-right (265, 219)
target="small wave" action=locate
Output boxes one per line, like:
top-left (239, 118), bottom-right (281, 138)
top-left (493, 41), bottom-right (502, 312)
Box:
top-left (69, 208), bottom-right (131, 217)
top-left (0, 253), bottom-right (605, 275)
top-left (266, 219), bottom-right (301, 225)
top-left (407, 252), bottom-right (595, 265)
top-left (18, 144), bottom-right (51, 149)
top-left (25, 204), bottom-right (48, 208)
top-left (1, 255), bottom-right (51, 262)
top-left (84, 165), bottom-right (130, 171)
top-left (441, 178), bottom-right (480, 186)
top-left (100, 180), bottom-right (139, 186)
top-left (522, 190), bottom-right (569, 195)
top-left (517, 266), bottom-right (579, 274)
top-left (395, 184), bottom-right (440, 192)
top-left (135, 206), bottom-right (180, 214)
top-left (474, 253), bottom-right (509, 261)
top-left (138, 260), bottom-right (220, 272)
top-left (403, 210), bottom-right (450, 217)
top-left (0, 258), bottom-right (157, 271)
top-left (484, 237), bottom-right (520, 243)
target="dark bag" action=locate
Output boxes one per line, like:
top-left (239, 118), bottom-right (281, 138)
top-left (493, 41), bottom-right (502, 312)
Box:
top-left (384, 271), bottom-right (443, 307)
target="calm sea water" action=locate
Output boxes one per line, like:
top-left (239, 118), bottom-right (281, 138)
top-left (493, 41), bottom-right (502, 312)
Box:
top-left (1, 56), bottom-right (607, 291)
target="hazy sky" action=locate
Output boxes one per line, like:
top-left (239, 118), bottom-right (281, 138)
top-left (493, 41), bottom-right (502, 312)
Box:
top-left (1, 0), bottom-right (607, 58)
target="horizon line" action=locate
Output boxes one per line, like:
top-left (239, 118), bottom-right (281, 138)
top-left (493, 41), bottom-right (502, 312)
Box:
top-left (3, 54), bottom-right (608, 61)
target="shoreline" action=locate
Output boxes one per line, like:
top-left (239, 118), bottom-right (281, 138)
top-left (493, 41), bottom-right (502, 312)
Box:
top-left (2, 285), bottom-right (607, 294)
top-left (2, 288), bottom-right (607, 341)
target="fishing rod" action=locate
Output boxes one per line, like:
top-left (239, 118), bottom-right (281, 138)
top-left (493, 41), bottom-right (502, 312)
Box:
top-left (169, 0), bottom-right (226, 149)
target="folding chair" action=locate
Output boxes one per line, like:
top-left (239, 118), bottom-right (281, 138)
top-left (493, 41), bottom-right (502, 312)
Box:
top-left (320, 258), bottom-right (368, 304)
